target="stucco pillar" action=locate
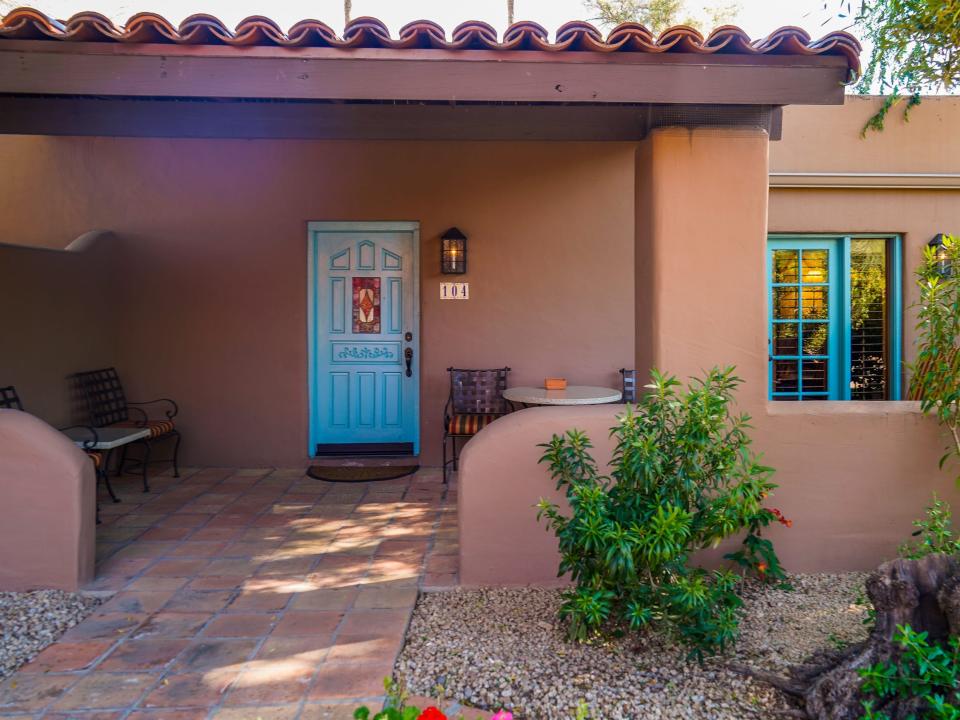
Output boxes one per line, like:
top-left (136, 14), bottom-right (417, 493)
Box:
top-left (635, 126), bottom-right (770, 406)
top-left (0, 410), bottom-right (96, 590)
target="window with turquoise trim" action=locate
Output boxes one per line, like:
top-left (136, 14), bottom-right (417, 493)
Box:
top-left (767, 236), bottom-right (902, 401)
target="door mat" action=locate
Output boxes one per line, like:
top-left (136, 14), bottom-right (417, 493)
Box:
top-left (306, 465), bottom-right (419, 483)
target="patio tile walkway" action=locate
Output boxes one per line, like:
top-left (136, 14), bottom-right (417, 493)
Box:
top-left (0, 466), bottom-right (458, 718)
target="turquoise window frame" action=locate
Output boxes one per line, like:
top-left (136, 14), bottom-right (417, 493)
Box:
top-left (767, 234), bottom-right (903, 401)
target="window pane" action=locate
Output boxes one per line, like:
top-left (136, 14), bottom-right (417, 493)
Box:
top-left (773, 250), bottom-right (799, 283)
top-left (774, 287), bottom-right (799, 319)
top-left (802, 286), bottom-right (829, 319)
top-left (774, 323), bottom-right (799, 355)
top-left (802, 249), bottom-right (829, 283)
top-left (802, 323), bottom-right (828, 356)
top-left (802, 359), bottom-right (829, 392)
top-left (850, 239), bottom-right (888, 400)
top-left (773, 360), bottom-right (799, 392)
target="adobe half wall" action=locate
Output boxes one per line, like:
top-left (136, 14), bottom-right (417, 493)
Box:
top-left (461, 122), bottom-right (960, 584)
top-left (0, 137), bottom-right (636, 466)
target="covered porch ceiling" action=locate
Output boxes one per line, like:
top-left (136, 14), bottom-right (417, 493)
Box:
top-left (0, 9), bottom-right (860, 141)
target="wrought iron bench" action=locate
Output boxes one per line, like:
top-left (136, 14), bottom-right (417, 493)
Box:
top-left (0, 385), bottom-right (114, 517)
top-left (443, 367), bottom-right (511, 483)
top-left (72, 368), bottom-right (181, 492)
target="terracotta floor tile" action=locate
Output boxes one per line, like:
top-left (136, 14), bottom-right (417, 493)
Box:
top-left (157, 514), bottom-right (213, 529)
top-left (95, 557), bottom-right (154, 579)
top-left (201, 614), bottom-right (276, 638)
top-left (254, 636), bottom-right (331, 665)
top-left (124, 577), bottom-right (190, 592)
top-left (144, 560), bottom-right (210, 578)
top-left (271, 611), bottom-right (343, 637)
top-left (61, 613), bottom-right (147, 642)
top-left (131, 612), bottom-right (213, 639)
top-left (337, 610), bottom-right (409, 637)
top-left (188, 527), bottom-right (244, 542)
top-left (162, 589), bottom-right (235, 613)
top-left (138, 526), bottom-right (194, 542)
top-left (308, 662), bottom-right (395, 700)
top-left (325, 633), bottom-right (403, 664)
top-left (50, 672), bottom-right (155, 710)
top-left (198, 559), bottom-right (260, 577)
top-left (299, 703), bottom-right (364, 720)
top-left (0, 673), bottom-right (77, 713)
top-left (289, 588), bottom-right (358, 612)
top-left (112, 542), bottom-right (179, 560)
top-left (114, 514), bottom-right (165, 528)
top-left (227, 591), bottom-right (293, 613)
top-left (171, 639), bottom-right (259, 673)
top-left (140, 671), bottom-right (239, 708)
top-left (18, 641), bottom-right (113, 673)
top-left (98, 638), bottom-right (191, 671)
top-left (127, 709), bottom-right (211, 720)
top-left (214, 705), bottom-right (301, 719)
top-left (255, 558), bottom-right (316, 577)
top-left (187, 575), bottom-right (246, 591)
top-left (98, 591), bottom-right (177, 614)
top-left (46, 711), bottom-right (123, 720)
top-left (352, 587), bottom-right (418, 610)
top-left (222, 664), bottom-right (315, 706)
top-left (167, 542), bottom-right (229, 558)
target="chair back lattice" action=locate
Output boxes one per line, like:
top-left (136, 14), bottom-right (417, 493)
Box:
top-left (74, 368), bottom-right (129, 426)
top-left (448, 367), bottom-right (510, 415)
top-left (620, 368), bottom-right (638, 404)
top-left (0, 386), bottom-right (23, 410)
top-left (908, 348), bottom-right (960, 401)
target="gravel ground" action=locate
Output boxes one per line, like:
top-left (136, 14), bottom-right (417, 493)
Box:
top-left (0, 590), bottom-right (102, 680)
top-left (395, 573), bottom-right (870, 720)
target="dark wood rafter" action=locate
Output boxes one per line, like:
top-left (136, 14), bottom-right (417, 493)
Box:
top-left (0, 40), bottom-right (850, 105)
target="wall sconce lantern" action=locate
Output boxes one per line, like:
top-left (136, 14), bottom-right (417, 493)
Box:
top-left (929, 233), bottom-right (952, 277)
top-left (441, 227), bottom-right (467, 274)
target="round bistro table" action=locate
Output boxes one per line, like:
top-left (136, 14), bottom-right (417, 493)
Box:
top-left (503, 385), bottom-right (623, 406)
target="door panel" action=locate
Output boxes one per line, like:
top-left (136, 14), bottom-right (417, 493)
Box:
top-left (309, 223), bottom-right (419, 455)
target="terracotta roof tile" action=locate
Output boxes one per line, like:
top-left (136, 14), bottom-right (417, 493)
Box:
top-left (0, 7), bottom-right (861, 76)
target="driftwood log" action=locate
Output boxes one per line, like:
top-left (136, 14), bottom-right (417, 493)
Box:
top-left (734, 554), bottom-right (960, 720)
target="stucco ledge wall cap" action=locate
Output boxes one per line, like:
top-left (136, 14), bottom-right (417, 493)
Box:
top-left (0, 8), bottom-right (861, 78)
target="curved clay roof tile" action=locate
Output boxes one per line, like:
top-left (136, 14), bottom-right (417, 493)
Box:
top-left (0, 6), bottom-right (65, 39)
top-left (232, 15), bottom-right (287, 46)
top-left (284, 19), bottom-right (340, 48)
top-left (177, 13), bottom-right (233, 44)
top-left (62, 10), bottom-right (122, 41)
top-left (449, 20), bottom-right (499, 50)
top-left (501, 20), bottom-right (550, 51)
top-left (604, 22), bottom-right (657, 51)
top-left (0, 7), bottom-right (862, 76)
top-left (342, 16), bottom-right (393, 48)
top-left (654, 25), bottom-right (706, 53)
top-left (122, 12), bottom-right (180, 43)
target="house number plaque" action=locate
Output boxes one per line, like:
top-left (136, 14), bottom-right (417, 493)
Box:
top-left (440, 282), bottom-right (469, 300)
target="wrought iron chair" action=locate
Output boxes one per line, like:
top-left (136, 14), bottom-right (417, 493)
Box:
top-left (0, 385), bottom-right (114, 518)
top-left (620, 368), bottom-right (638, 404)
top-left (442, 367), bottom-right (511, 483)
top-left (72, 368), bottom-right (181, 492)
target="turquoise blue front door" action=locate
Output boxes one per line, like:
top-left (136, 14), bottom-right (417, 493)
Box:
top-left (308, 222), bottom-right (420, 455)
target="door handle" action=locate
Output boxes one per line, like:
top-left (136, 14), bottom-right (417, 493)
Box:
top-left (404, 347), bottom-right (413, 378)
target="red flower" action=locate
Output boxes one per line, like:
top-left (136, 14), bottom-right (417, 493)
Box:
top-left (417, 708), bottom-right (447, 720)
top-left (757, 562), bottom-right (768, 574)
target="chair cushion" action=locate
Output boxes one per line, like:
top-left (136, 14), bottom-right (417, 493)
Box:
top-left (114, 419), bottom-right (176, 438)
top-left (86, 451), bottom-right (103, 471)
top-left (447, 414), bottom-right (499, 436)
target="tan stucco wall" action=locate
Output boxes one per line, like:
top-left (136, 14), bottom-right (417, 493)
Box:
top-left (0, 241), bottom-right (117, 425)
top-left (0, 137), bottom-right (636, 466)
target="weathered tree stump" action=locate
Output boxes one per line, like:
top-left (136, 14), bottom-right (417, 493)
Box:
top-left (735, 554), bottom-right (960, 720)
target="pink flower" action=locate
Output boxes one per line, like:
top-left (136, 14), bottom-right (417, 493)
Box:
top-left (491, 712), bottom-right (513, 720)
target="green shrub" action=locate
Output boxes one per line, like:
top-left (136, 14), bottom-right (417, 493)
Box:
top-left (899, 493), bottom-right (960, 559)
top-left (860, 625), bottom-right (960, 720)
top-left (536, 367), bottom-right (786, 660)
